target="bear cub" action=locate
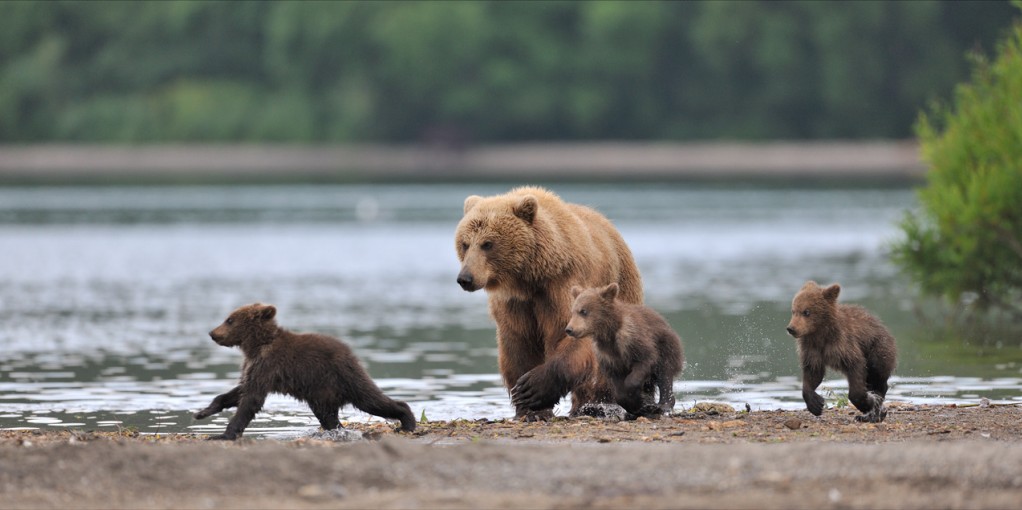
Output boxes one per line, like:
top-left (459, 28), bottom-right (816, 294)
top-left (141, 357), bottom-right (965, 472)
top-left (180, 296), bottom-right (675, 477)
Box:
top-left (195, 303), bottom-right (416, 439)
top-left (786, 281), bottom-right (897, 423)
top-left (565, 283), bottom-right (684, 419)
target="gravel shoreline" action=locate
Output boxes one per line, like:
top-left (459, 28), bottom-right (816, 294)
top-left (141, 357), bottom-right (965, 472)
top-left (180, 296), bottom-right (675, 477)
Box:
top-left (2, 404), bottom-right (1020, 509)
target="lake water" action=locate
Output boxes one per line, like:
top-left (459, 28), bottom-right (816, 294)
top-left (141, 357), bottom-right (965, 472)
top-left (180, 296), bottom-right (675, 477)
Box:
top-left (1, 183), bottom-right (1020, 437)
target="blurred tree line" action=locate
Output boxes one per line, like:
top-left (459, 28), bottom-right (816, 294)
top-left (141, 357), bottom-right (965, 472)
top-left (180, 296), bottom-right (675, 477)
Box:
top-left (0, 0), bottom-right (1015, 143)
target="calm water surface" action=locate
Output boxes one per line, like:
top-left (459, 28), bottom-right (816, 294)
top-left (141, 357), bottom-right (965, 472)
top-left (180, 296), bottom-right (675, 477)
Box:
top-left (1, 183), bottom-right (1020, 437)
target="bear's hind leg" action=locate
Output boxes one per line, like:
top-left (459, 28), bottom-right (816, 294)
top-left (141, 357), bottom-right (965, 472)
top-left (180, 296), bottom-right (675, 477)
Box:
top-left (657, 375), bottom-right (676, 415)
top-left (849, 370), bottom-right (887, 423)
top-left (311, 402), bottom-right (340, 431)
top-left (866, 366), bottom-right (890, 400)
top-left (352, 390), bottom-right (417, 432)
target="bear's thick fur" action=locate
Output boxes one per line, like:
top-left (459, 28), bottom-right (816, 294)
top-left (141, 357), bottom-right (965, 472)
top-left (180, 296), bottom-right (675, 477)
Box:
top-left (455, 186), bottom-right (644, 419)
top-left (565, 283), bottom-right (684, 419)
top-left (786, 281), bottom-right (897, 423)
top-left (194, 303), bottom-right (416, 439)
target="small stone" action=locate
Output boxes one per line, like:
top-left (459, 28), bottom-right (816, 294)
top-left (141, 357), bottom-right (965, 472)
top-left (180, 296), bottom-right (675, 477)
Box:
top-left (828, 488), bottom-right (842, 503)
top-left (783, 418), bottom-right (802, 430)
top-left (306, 428), bottom-right (364, 442)
top-left (980, 397), bottom-right (991, 408)
top-left (298, 484), bottom-right (347, 500)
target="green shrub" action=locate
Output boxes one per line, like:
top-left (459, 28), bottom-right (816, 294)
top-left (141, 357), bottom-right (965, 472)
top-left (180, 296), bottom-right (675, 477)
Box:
top-left (893, 22), bottom-right (1022, 320)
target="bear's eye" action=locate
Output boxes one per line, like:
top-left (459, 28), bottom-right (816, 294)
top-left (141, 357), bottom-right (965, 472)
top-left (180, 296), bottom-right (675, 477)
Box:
top-left (579, 309), bottom-right (588, 317)
top-left (460, 242), bottom-right (468, 252)
top-left (801, 310), bottom-right (810, 317)
top-left (226, 317), bottom-right (234, 325)
top-left (480, 241), bottom-right (493, 251)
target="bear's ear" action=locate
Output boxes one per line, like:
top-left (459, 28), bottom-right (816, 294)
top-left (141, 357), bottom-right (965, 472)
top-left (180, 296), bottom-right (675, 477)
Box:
top-left (600, 282), bottom-right (620, 301)
top-left (570, 286), bottom-right (583, 299)
top-left (463, 195), bottom-right (483, 215)
top-left (513, 195), bottom-right (537, 224)
top-left (823, 284), bottom-right (841, 303)
top-left (259, 304), bottom-right (277, 321)
top-left (802, 280), bottom-right (819, 291)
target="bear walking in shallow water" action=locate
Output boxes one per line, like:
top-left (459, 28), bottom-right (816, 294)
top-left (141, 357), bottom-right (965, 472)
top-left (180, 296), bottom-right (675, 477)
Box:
top-left (565, 283), bottom-right (684, 418)
top-left (194, 303), bottom-right (416, 439)
top-left (786, 281), bottom-right (897, 423)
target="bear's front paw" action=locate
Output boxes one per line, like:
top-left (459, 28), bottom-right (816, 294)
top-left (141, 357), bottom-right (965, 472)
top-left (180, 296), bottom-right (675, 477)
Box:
top-left (206, 432), bottom-right (237, 441)
top-left (511, 370), bottom-right (561, 411)
top-left (805, 392), bottom-right (825, 416)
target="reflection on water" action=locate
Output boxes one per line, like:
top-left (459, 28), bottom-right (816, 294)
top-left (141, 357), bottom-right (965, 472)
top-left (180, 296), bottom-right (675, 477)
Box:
top-left (1, 183), bottom-right (1020, 435)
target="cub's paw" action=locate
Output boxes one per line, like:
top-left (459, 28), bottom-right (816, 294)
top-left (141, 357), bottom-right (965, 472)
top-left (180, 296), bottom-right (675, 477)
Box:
top-left (805, 392), bottom-right (825, 416)
top-left (193, 409), bottom-right (215, 420)
top-left (206, 433), bottom-right (237, 441)
top-left (855, 403), bottom-right (888, 423)
top-left (637, 404), bottom-right (665, 419)
top-left (516, 409), bottom-right (555, 422)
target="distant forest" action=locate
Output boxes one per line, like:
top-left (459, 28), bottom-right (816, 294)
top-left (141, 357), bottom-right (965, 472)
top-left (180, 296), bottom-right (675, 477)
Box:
top-left (0, 1), bottom-right (1015, 143)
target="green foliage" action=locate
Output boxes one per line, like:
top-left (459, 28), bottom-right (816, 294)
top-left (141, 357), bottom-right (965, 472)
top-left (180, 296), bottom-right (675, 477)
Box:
top-left (0, 1), bottom-right (1015, 142)
top-left (893, 23), bottom-right (1022, 319)
top-left (822, 389), bottom-right (849, 408)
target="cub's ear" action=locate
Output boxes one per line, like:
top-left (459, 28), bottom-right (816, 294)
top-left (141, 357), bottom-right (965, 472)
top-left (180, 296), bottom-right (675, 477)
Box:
top-left (802, 280), bottom-right (819, 291)
top-left (570, 286), bottom-right (583, 299)
top-left (259, 304), bottom-right (277, 321)
top-left (823, 284), bottom-right (841, 303)
top-left (513, 195), bottom-right (537, 224)
top-left (463, 195), bottom-right (483, 215)
top-left (600, 282), bottom-right (620, 301)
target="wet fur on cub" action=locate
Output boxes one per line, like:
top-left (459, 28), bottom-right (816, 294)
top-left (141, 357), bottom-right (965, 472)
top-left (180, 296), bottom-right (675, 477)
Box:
top-left (786, 281), bottom-right (897, 423)
top-left (195, 303), bottom-right (416, 439)
top-left (565, 283), bottom-right (684, 419)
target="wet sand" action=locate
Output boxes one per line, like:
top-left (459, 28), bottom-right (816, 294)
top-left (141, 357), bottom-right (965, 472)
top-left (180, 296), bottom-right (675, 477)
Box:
top-left (2, 403), bottom-right (1020, 509)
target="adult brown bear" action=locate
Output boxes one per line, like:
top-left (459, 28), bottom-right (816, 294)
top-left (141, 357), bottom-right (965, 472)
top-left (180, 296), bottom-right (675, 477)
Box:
top-left (454, 186), bottom-right (644, 419)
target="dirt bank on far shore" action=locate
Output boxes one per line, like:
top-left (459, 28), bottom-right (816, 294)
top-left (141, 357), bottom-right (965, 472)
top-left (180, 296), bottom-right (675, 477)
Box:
top-left (2, 403), bottom-right (1020, 509)
top-left (0, 141), bottom-right (923, 182)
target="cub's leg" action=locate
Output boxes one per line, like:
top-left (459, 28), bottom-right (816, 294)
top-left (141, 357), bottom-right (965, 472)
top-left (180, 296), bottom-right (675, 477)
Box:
top-left (657, 372), bottom-right (676, 414)
top-left (310, 402), bottom-right (341, 430)
top-left (848, 369), bottom-right (886, 423)
top-left (194, 385), bottom-right (241, 420)
top-left (209, 391), bottom-right (266, 440)
top-left (801, 363), bottom-right (826, 416)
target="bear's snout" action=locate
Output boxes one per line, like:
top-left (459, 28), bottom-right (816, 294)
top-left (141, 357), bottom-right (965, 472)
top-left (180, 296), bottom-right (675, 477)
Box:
top-left (786, 326), bottom-right (797, 337)
top-left (209, 330), bottom-right (224, 344)
top-left (456, 270), bottom-right (478, 292)
top-left (565, 326), bottom-right (576, 337)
